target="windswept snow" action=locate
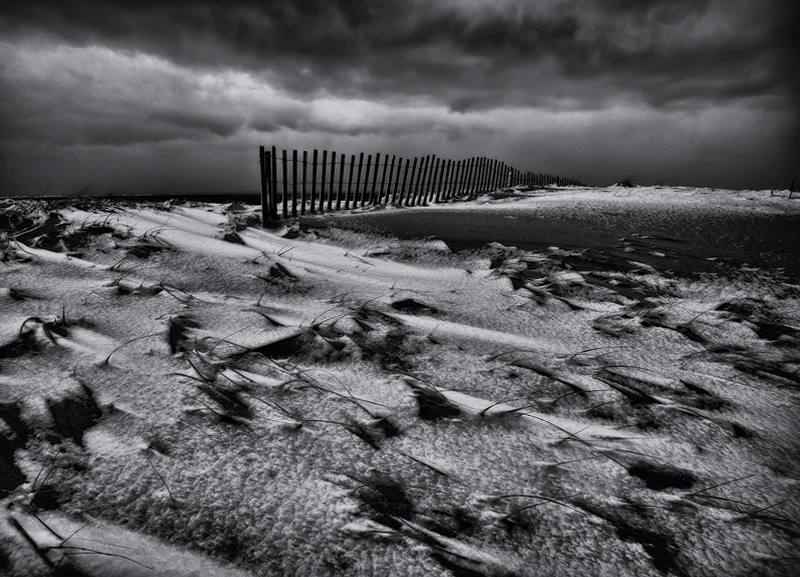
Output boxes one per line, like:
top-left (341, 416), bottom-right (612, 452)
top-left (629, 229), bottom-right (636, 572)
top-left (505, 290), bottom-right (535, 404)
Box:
top-left (0, 188), bottom-right (798, 576)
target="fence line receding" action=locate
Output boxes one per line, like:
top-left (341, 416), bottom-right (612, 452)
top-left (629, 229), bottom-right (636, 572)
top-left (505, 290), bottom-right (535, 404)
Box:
top-left (259, 145), bottom-right (582, 221)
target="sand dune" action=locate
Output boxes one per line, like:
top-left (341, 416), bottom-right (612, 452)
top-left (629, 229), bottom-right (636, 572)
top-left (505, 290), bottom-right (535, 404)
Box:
top-left (1, 187), bottom-right (798, 576)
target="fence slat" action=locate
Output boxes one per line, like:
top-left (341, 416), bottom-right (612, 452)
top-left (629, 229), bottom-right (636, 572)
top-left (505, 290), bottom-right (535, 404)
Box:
top-left (344, 155), bottom-right (354, 210)
top-left (399, 158), bottom-right (412, 205)
top-left (379, 154), bottom-right (390, 205)
top-left (370, 153), bottom-right (380, 205)
top-left (428, 156), bottom-right (441, 205)
top-left (385, 155), bottom-right (396, 204)
top-left (428, 155), bottom-right (440, 205)
top-left (301, 150), bottom-right (308, 216)
top-left (433, 157), bottom-right (444, 203)
top-left (466, 157), bottom-right (475, 197)
top-left (259, 146), bottom-right (267, 224)
top-left (269, 146), bottom-right (277, 220)
top-left (328, 151), bottom-right (336, 211)
top-left (310, 149), bottom-right (318, 214)
top-left (319, 150), bottom-right (327, 212)
top-left (362, 154), bottom-right (372, 207)
top-left (408, 156), bottom-right (423, 206)
top-left (291, 150), bottom-right (298, 218)
top-left (419, 155), bottom-right (433, 206)
top-left (409, 157), bottom-right (421, 206)
top-left (441, 159), bottom-right (453, 201)
top-left (432, 158), bottom-right (444, 203)
top-left (356, 152), bottom-right (364, 208)
top-left (392, 157), bottom-right (404, 204)
top-left (281, 150), bottom-right (289, 218)
top-left (336, 154), bottom-right (345, 211)
top-left (414, 155), bottom-right (427, 206)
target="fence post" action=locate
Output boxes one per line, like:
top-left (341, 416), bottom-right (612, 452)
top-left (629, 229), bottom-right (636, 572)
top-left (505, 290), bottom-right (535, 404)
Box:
top-left (446, 159), bottom-right (456, 201)
top-left (343, 155), bottom-right (353, 210)
top-left (461, 158), bottom-right (470, 198)
top-left (310, 149), bottom-right (318, 214)
top-left (387, 155), bottom-right (398, 204)
top-left (319, 150), bottom-right (327, 212)
top-left (357, 153), bottom-right (366, 207)
top-left (281, 150), bottom-right (288, 218)
top-left (422, 155), bottom-right (435, 205)
top-left (259, 146), bottom-right (268, 225)
top-left (454, 160), bottom-right (464, 196)
top-left (362, 154), bottom-right (372, 206)
top-left (429, 156), bottom-right (441, 205)
top-left (337, 154), bottom-right (345, 210)
top-left (398, 158), bottom-right (411, 205)
top-left (405, 156), bottom-right (416, 206)
top-left (497, 160), bottom-right (504, 189)
top-left (447, 159), bottom-right (456, 200)
top-left (379, 154), bottom-right (390, 205)
top-left (467, 157), bottom-right (477, 198)
top-left (436, 159), bottom-right (447, 202)
top-left (474, 157), bottom-right (482, 195)
top-left (301, 150), bottom-right (308, 215)
top-left (408, 157), bottom-right (421, 206)
top-left (290, 150), bottom-right (298, 217)
top-left (370, 153), bottom-right (380, 205)
top-left (328, 151), bottom-right (336, 211)
top-left (788, 177), bottom-right (799, 198)
top-left (431, 158), bottom-right (443, 203)
top-left (418, 155), bottom-right (430, 205)
top-left (424, 157), bottom-right (436, 205)
top-left (269, 146), bottom-right (277, 220)
top-left (438, 159), bottom-right (447, 201)
top-left (392, 157), bottom-right (404, 204)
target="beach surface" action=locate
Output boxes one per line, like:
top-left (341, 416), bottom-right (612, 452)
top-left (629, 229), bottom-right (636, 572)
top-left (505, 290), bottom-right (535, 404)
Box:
top-left (1, 186), bottom-right (799, 576)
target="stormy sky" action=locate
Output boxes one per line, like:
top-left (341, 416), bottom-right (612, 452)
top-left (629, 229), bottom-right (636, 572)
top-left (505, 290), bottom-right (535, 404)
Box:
top-left (1, 0), bottom-right (798, 195)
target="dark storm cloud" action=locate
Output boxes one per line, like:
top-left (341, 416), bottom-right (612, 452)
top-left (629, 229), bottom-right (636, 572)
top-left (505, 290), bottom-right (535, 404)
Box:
top-left (1, 0), bottom-right (796, 111)
top-left (2, 0), bottom-right (797, 193)
top-left (148, 109), bottom-right (243, 138)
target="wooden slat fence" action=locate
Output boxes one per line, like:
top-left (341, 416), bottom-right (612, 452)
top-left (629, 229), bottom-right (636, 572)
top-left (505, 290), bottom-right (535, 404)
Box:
top-left (259, 145), bottom-right (582, 220)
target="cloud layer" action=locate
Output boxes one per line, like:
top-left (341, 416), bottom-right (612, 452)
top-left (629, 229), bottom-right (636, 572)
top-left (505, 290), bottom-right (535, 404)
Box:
top-left (1, 1), bottom-right (798, 193)
top-left (3, 0), bottom-right (797, 109)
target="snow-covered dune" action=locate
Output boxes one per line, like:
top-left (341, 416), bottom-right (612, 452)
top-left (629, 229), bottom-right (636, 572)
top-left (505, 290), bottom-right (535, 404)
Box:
top-left (1, 188), bottom-right (798, 576)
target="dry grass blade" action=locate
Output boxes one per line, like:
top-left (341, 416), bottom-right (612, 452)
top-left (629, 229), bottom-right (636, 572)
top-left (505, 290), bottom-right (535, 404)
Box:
top-left (100, 332), bottom-right (162, 366)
